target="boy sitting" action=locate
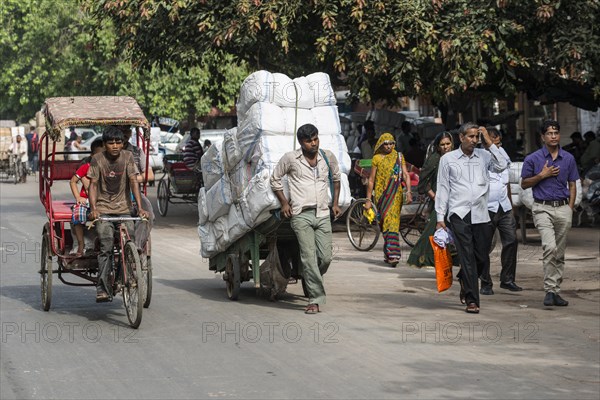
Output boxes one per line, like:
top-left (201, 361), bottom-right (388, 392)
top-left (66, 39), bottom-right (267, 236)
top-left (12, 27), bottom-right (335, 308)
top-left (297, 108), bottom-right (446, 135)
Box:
top-left (88, 126), bottom-right (148, 302)
top-left (69, 139), bottom-right (104, 256)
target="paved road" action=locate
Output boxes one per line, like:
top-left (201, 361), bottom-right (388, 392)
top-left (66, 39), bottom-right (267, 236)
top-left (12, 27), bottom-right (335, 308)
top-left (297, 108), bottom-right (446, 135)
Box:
top-left (1, 178), bottom-right (599, 399)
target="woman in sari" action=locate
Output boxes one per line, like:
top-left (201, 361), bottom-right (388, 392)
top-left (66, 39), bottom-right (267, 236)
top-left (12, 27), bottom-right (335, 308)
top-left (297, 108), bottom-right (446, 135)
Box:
top-left (407, 131), bottom-right (454, 268)
top-left (365, 133), bottom-right (412, 266)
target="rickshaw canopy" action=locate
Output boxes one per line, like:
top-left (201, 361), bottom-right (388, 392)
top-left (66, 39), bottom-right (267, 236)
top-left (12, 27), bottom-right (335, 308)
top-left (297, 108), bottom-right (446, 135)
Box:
top-left (43, 96), bottom-right (150, 142)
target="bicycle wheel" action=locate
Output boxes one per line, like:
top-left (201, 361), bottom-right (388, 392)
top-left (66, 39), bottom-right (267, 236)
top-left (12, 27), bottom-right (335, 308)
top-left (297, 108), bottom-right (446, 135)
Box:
top-left (40, 235), bottom-right (53, 311)
top-left (157, 179), bottom-right (169, 216)
top-left (122, 241), bottom-right (143, 328)
top-left (346, 199), bottom-right (380, 251)
top-left (399, 213), bottom-right (428, 247)
top-left (142, 255), bottom-right (152, 308)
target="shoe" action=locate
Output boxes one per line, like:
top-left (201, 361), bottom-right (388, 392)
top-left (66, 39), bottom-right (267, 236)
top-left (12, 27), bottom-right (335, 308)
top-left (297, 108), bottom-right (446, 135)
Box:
top-left (466, 303), bottom-right (480, 314)
top-left (553, 294), bottom-right (569, 307)
top-left (384, 257), bottom-right (399, 267)
top-left (96, 287), bottom-right (110, 303)
top-left (500, 282), bottom-right (523, 291)
top-left (480, 286), bottom-right (494, 295)
top-left (543, 292), bottom-right (555, 306)
top-left (305, 304), bottom-right (320, 314)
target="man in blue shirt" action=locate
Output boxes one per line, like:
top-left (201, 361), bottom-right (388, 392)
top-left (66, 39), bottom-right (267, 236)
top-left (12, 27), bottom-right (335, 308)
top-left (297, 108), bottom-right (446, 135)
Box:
top-left (521, 120), bottom-right (579, 307)
top-left (436, 122), bottom-right (508, 313)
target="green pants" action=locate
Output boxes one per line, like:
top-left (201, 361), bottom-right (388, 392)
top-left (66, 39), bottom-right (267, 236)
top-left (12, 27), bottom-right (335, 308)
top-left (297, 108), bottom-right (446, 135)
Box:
top-left (290, 210), bottom-right (332, 305)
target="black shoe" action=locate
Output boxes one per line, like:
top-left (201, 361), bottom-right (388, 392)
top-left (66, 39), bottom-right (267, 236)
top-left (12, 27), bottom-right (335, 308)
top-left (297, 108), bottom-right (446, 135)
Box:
top-left (500, 282), bottom-right (523, 292)
top-left (553, 294), bottom-right (569, 306)
top-left (480, 286), bottom-right (494, 295)
top-left (543, 292), bottom-right (555, 306)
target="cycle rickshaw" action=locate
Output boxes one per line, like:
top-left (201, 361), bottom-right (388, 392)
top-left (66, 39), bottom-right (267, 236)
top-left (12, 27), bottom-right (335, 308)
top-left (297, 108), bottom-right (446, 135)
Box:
top-left (346, 158), bottom-right (430, 251)
top-left (39, 96), bottom-right (153, 328)
top-left (0, 129), bottom-right (24, 184)
top-left (156, 154), bottom-right (202, 216)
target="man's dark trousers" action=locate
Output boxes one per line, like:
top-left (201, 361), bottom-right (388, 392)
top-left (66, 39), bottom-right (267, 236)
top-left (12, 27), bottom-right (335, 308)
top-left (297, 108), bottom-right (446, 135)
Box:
top-left (449, 212), bottom-right (493, 307)
top-left (480, 206), bottom-right (518, 288)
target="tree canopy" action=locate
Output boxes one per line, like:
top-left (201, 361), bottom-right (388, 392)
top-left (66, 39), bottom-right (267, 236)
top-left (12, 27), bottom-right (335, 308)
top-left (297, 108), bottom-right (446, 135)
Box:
top-left (0, 0), bottom-right (249, 122)
top-left (92, 0), bottom-right (600, 110)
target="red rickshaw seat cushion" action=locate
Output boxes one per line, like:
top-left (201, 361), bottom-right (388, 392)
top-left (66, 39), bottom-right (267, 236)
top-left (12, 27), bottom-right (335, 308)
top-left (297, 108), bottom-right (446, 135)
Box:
top-left (52, 201), bottom-right (75, 221)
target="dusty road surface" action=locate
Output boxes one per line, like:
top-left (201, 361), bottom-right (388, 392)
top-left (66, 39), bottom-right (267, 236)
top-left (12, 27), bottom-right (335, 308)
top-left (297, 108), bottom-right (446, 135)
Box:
top-left (1, 178), bottom-right (598, 399)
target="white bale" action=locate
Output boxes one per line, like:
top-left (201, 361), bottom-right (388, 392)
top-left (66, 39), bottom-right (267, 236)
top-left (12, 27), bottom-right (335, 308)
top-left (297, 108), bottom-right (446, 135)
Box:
top-left (237, 70), bottom-right (275, 119)
top-left (520, 187), bottom-right (534, 209)
top-left (239, 170), bottom-right (279, 227)
top-left (229, 160), bottom-right (251, 201)
top-left (227, 204), bottom-right (251, 244)
top-left (509, 162), bottom-right (523, 184)
top-left (237, 102), bottom-right (286, 160)
top-left (250, 134), bottom-right (298, 167)
top-left (511, 194), bottom-right (522, 207)
top-left (283, 108), bottom-right (315, 135)
top-left (327, 173), bottom-right (352, 213)
top-left (213, 217), bottom-right (230, 253)
top-left (306, 72), bottom-right (336, 107)
top-left (312, 105), bottom-right (342, 136)
top-left (318, 134), bottom-right (352, 175)
top-left (271, 73), bottom-right (296, 108)
top-left (198, 221), bottom-right (228, 258)
top-left (198, 187), bottom-right (209, 225)
top-left (292, 76), bottom-right (315, 109)
top-left (201, 141), bottom-right (225, 190)
top-left (222, 127), bottom-right (241, 172)
top-left (206, 174), bottom-right (233, 222)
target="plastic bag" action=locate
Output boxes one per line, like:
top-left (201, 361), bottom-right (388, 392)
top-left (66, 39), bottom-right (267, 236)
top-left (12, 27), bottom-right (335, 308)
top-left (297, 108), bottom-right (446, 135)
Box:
top-left (429, 236), bottom-right (453, 293)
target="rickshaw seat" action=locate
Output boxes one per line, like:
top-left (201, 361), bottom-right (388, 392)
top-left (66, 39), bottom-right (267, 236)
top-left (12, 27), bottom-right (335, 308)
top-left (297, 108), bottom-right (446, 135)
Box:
top-left (49, 160), bottom-right (82, 181)
top-left (52, 201), bottom-right (75, 221)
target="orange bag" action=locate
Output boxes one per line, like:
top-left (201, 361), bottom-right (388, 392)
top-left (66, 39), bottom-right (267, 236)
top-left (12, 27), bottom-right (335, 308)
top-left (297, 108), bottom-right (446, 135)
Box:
top-left (429, 236), bottom-right (453, 293)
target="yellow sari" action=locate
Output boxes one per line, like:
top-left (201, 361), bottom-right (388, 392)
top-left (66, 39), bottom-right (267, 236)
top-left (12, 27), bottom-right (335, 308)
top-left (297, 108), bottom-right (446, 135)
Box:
top-left (372, 133), bottom-right (405, 260)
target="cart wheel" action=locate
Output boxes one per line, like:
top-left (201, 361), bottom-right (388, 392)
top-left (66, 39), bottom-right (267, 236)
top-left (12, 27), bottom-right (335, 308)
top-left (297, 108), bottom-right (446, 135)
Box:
top-left (399, 213), bottom-right (427, 248)
top-left (40, 236), bottom-right (52, 311)
top-left (346, 199), bottom-right (380, 251)
top-left (225, 254), bottom-right (241, 300)
top-left (123, 241), bottom-right (143, 329)
top-left (142, 255), bottom-right (153, 308)
top-left (157, 179), bottom-right (169, 216)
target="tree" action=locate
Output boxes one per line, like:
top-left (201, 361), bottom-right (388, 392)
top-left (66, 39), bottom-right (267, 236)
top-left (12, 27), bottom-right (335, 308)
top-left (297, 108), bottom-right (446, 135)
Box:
top-left (0, 0), bottom-right (248, 122)
top-left (91, 0), bottom-right (600, 111)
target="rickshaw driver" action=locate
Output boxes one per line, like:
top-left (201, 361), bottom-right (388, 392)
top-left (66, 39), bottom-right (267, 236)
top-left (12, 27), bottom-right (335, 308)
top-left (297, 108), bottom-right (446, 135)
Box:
top-left (88, 126), bottom-right (149, 302)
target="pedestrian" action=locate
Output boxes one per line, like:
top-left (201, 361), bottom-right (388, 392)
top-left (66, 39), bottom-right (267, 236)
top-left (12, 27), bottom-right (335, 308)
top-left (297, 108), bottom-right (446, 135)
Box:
top-left (183, 127), bottom-right (204, 172)
top-left (359, 120), bottom-right (377, 159)
top-left (25, 126), bottom-right (39, 173)
top-left (407, 131), bottom-right (454, 268)
top-left (435, 122), bottom-right (508, 313)
top-left (479, 127), bottom-right (522, 293)
top-left (580, 131), bottom-right (600, 173)
top-left (364, 133), bottom-right (413, 266)
top-left (9, 135), bottom-right (28, 183)
top-left (270, 123), bottom-right (342, 314)
top-left (521, 120), bottom-right (579, 307)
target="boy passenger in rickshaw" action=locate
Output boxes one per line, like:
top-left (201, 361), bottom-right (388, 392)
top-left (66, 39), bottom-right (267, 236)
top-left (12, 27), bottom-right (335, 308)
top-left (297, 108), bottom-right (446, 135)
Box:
top-left (88, 126), bottom-right (149, 302)
top-left (69, 138), bottom-right (104, 256)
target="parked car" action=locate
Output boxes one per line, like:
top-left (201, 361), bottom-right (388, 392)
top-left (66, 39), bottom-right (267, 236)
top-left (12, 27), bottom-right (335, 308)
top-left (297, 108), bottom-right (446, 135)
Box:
top-left (175, 129), bottom-right (227, 153)
top-left (159, 132), bottom-right (183, 154)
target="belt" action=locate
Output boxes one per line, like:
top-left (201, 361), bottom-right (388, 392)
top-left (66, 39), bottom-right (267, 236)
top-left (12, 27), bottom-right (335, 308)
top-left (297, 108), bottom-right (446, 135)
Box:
top-left (534, 199), bottom-right (569, 207)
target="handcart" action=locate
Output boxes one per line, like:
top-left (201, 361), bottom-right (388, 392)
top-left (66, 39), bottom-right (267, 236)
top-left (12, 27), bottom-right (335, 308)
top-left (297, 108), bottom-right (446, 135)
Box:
top-left (347, 158), bottom-right (430, 251)
top-left (156, 154), bottom-right (202, 216)
top-left (208, 214), bottom-right (305, 301)
top-left (39, 96), bottom-right (153, 328)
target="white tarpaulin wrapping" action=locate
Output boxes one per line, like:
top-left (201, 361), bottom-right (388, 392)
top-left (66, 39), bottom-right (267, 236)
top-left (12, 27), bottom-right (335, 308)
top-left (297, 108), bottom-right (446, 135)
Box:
top-left (199, 219), bottom-right (229, 258)
top-left (318, 134), bottom-right (352, 174)
top-left (237, 102), bottom-right (287, 161)
top-left (206, 174), bottom-right (233, 222)
top-left (283, 107), bottom-right (316, 135)
top-left (201, 141), bottom-right (225, 190)
top-left (236, 70), bottom-right (275, 118)
top-left (239, 170), bottom-right (279, 227)
top-left (229, 160), bottom-right (251, 201)
top-left (312, 105), bottom-right (342, 136)
top-left (327, 173), bottom-right (352, 212)
top-left (510, 183), bottom-right (523, 207)
top-left (306, 72), bottom-right (336, 107)
top-left (222, 127), bottom-right (241, 172)
top-left (197, 187), bottom-right (209, 225)
top-left (227, 204), bottom-right (251, 244)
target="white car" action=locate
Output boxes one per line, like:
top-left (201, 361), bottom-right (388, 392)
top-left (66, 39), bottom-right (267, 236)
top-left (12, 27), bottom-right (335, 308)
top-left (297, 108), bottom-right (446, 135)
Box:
top-left (159, 132), bottom-right (183, 154)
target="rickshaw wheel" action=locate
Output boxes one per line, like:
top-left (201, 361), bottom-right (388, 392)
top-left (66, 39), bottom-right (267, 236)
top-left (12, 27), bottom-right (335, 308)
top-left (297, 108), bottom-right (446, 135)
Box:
top-left (225, 254), bottom-right (241, 300)
top-left (399, 214), bottom-right (427, 248)
top-left (157, 179), bottom-right (169, 216)
top-left (346, 199), bottom-right (380, 251)
top-left (123, 241), bottom-right (143, 329)
top-left (40, 236), bottom-right (52, 311)
top-left (142, 255), bottom-right (153, 308)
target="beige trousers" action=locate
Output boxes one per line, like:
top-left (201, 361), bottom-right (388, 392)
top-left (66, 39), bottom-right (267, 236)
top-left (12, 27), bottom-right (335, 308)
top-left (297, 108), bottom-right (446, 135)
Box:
top-left (531, 203), bottom-right (573, 293)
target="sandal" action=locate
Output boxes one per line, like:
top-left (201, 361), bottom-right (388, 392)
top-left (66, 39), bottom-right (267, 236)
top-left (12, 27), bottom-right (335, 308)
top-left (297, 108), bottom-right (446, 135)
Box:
top-left (305, 304), bottom-right (319, 314)
top-left (465, 303), bottom-right (480, 314)
top-left (96, 287), bottom-right (110, 303)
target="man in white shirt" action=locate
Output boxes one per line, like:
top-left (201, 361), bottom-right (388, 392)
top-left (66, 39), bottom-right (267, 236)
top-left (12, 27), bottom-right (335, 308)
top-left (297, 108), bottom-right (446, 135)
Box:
top-left (9, 135), bottom-right (28, 183)
top-left (435, 122), bottom-right (508, 313)
top-left (480, 128), bottom-right (522, 293)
